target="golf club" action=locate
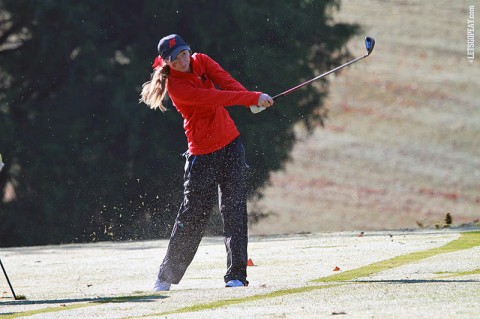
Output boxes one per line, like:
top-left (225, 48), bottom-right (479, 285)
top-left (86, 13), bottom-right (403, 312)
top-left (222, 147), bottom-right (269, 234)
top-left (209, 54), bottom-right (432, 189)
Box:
top-left (1, 258), bottom-right (18, 300)
top-left (251, 36), bottom-right (375, 113)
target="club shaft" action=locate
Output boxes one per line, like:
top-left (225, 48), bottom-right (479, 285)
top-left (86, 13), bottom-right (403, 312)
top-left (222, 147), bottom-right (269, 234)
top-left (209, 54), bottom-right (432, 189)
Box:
top-left (0, 258), bottom-right (17, 300)
top-left (273, 53), bottom-right (368, 101)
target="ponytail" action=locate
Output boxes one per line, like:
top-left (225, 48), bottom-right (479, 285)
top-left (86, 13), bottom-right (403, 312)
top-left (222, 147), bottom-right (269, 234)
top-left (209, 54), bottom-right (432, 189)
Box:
top-left (139, 58), bottom-right (170, 112)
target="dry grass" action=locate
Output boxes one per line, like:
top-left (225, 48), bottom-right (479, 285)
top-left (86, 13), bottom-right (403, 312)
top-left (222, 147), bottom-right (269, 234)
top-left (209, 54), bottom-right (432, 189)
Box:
top-left (250, 0), bottom-right (480, 235)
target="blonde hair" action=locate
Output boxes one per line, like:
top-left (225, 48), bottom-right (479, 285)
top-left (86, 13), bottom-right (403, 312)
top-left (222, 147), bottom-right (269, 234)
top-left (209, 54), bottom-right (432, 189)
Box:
top-left (139, 65), bottom-right (170, 111)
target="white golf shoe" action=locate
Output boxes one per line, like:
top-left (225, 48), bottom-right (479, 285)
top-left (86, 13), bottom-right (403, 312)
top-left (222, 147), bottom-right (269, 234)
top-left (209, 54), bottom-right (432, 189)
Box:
top-left (153, 279), bottom-right (171, 291)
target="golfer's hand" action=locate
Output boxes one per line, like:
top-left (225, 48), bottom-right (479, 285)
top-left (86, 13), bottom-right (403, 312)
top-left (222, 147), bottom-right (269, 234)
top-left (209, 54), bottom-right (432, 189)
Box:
top-left (257, 93), bottom-right (274, 108)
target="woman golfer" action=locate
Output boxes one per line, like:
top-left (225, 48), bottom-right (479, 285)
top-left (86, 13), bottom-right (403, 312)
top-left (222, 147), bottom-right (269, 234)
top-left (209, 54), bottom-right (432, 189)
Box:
top-left (140, 34), bottom-right (273, 290)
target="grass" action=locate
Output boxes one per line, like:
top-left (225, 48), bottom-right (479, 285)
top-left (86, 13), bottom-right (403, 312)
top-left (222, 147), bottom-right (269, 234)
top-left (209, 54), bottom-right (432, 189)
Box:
top-left (127, 231), bottom-right (480, 318)
top-left (314, 231), bottom-right (480, 283)
top-left (434, 269), bottom-right (480, 278)
top-left (144, 284), bottom-right (342, 318)
top-left (4, 232), bottom-right (479, 319)
top-left (250, 0), bottom-right (480, 235)
top-left (1, 295), bottom-right (166, 319)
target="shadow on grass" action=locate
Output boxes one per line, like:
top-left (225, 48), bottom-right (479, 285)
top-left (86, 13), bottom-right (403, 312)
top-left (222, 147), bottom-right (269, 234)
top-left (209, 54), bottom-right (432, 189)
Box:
top-left (0, 293), bottom-right (168, 306)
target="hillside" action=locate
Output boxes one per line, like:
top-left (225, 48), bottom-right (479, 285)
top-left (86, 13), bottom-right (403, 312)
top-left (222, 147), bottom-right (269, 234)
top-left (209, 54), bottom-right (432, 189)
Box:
top-left (250, 0), bottom-right (479, 235)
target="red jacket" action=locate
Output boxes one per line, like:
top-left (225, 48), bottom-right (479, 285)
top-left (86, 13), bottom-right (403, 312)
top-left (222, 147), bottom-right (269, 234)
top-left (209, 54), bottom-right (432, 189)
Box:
top-left (167, 53), bottom-right (261, 155)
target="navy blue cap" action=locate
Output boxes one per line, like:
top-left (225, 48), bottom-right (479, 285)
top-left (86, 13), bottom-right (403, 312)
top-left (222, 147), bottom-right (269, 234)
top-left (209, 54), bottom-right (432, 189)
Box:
top-left (157, 34), bottom-right (190, 61)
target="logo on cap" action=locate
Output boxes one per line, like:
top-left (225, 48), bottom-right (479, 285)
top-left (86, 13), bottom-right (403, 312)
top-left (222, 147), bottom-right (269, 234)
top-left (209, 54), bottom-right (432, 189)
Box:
top-left (169, 39), bottom-right (176, 48)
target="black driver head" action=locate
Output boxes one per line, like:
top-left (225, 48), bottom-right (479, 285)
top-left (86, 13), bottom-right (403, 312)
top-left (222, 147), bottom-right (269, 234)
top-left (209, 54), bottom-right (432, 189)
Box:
top-left (365, 36), bottom-right (375, 55)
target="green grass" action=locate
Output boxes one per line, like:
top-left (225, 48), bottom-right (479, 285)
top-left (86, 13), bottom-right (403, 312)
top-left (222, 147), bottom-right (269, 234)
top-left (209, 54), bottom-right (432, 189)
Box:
top-left (1, 295), bottom-right (166, 319)
top-left (143, 284), bottom-right (342, 318)
top-left (2, 303), bottom-right (93, 319)
top-left (314, 231), bottom-right (480, 283)
top-left (435, 268), bottom-right (480, 279)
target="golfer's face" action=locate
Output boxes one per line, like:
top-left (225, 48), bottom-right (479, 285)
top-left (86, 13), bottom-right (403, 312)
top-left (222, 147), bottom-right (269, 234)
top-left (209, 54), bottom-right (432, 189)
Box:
top-left (168, 50), bottom-right (191, 72)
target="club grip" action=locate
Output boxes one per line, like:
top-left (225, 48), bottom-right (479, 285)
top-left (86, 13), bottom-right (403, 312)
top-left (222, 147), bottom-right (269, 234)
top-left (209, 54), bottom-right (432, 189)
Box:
top-left (251, 92), bottom-right (284, 113)
top-left (250, 105), bottom-right (266, 114)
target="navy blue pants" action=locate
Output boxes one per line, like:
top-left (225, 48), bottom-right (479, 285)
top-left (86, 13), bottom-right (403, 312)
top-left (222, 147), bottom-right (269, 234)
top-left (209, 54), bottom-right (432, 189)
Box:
top-left (157, 137), bottom-right (249, 285)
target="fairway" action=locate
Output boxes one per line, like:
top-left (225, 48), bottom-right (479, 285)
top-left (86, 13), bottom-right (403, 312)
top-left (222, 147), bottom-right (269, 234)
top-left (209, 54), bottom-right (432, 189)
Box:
top-left (1, 230), bottom-right (479, 318)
